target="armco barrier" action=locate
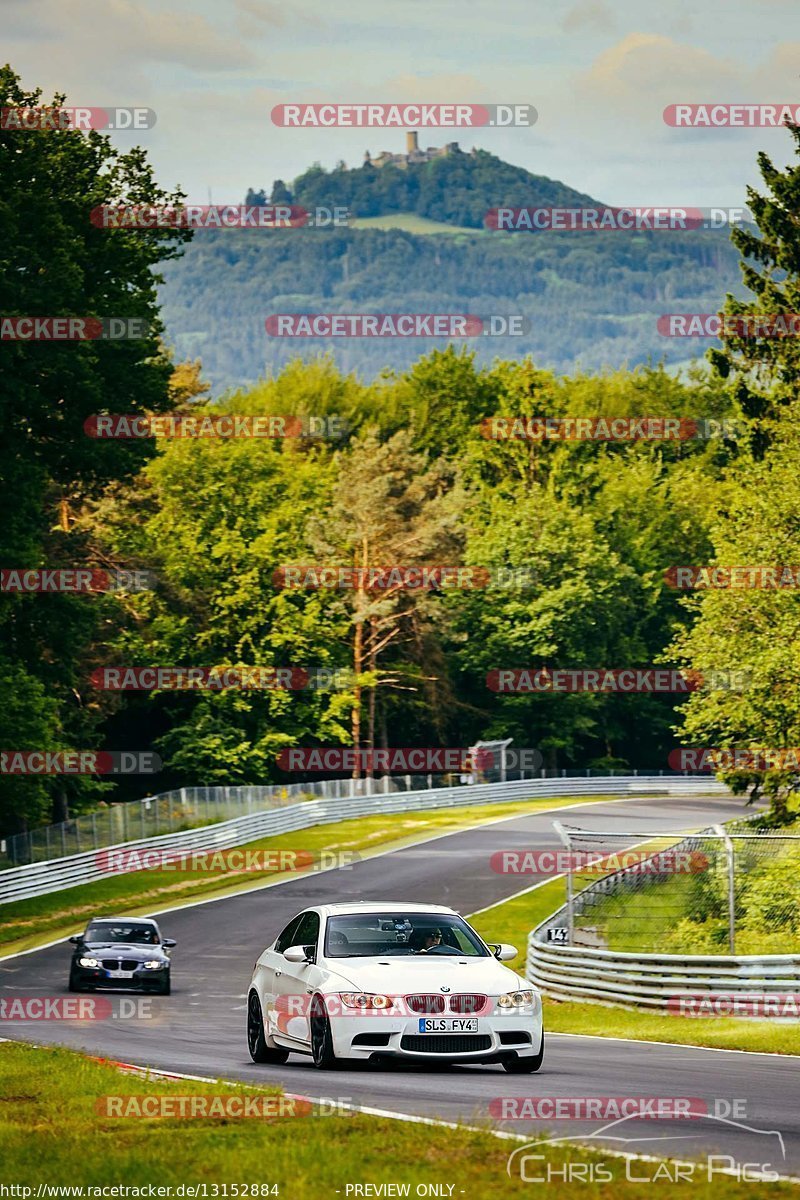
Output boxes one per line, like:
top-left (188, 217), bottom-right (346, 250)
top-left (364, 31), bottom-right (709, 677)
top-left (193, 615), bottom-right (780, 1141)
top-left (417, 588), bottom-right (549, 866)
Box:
top-left (0, 774), bottom-right (726, 906)
top-left (526, 826), bottom-right (800, 1010)
top-left (526, 934), bottom-right (800, 1010)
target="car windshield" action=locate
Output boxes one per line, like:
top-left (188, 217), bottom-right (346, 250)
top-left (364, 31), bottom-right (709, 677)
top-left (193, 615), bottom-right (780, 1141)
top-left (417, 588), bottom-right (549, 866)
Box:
top-left (324, 912), bottom-right (489, 958)
top-left (84, 923), bottom-right (159, 945)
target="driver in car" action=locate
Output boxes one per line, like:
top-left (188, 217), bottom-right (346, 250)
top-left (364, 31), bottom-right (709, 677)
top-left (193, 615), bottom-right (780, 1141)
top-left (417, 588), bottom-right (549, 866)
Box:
top-left (418, 928), bottom-right (443, 952)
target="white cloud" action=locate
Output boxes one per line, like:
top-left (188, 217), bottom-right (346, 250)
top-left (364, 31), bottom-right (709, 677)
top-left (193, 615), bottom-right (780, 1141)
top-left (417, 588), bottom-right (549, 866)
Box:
top-left (579, 33), bottom-right (739, 104)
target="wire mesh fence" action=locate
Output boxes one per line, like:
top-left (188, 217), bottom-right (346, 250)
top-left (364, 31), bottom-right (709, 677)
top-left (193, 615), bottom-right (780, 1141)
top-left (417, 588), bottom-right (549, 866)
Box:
top-left (0, 765), bottom-right (701, 872)
top-left (546, 821), bottom-right (800, 955)
top-left (0, 776), bottom-right (444, 869)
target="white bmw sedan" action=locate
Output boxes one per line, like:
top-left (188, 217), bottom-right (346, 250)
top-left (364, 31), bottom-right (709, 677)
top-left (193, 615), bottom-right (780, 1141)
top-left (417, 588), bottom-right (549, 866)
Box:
top-left (247, 902), bottom-right (544, 1072)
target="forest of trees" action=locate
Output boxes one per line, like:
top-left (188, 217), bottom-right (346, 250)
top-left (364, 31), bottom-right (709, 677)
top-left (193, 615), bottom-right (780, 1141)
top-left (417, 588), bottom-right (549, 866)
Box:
top-left (160, 223), bottom-right (744, 390)
top-left (247, 147), bottom-right (600, 228)
top-left (4, 63), bottom-right (800, 834)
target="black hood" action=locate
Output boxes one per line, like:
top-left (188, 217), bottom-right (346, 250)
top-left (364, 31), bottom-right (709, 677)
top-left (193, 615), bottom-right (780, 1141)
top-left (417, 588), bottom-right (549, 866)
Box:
top-left (79, 942), bottom-right (167, 960)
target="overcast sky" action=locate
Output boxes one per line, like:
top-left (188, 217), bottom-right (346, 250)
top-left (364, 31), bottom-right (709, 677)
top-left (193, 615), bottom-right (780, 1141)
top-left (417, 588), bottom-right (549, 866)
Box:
top-left (5, 0), bottom-right (800, 207)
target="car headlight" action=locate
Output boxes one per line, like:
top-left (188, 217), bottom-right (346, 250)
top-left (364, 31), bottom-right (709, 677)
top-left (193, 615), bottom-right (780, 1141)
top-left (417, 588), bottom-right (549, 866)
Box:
top-left (338, 993), bottom-right (394, 1010)
top-left (78, 956), bottom-right (101, 968)
top-left (497, 989), bottom-right (536, 1009)
top-left (142, 960), bottom-right (165, 969)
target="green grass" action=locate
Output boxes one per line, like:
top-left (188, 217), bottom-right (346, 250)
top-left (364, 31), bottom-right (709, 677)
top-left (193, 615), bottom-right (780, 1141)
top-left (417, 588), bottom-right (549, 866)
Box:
top-left (469, 883), bottom-right (800, 1056)
top-left (0, 793), bottom-right (599, 956)
top-left (584, 868), bottom-right (698, 952)
top-left (540, 1000), bottom-right (800, 1054)
top-left (349, 212), bottom-right (480, 235)
top-left (0, 1041), bottom-right (791, 1196)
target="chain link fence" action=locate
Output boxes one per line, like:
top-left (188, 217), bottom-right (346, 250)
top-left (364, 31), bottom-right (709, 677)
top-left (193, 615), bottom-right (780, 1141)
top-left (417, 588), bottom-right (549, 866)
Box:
top-left (0, 776), bottom-right (447, 869)
top-left (546, 820), bottom-right (800, 955)
top-left (1, 765), bottom-right (708, 872)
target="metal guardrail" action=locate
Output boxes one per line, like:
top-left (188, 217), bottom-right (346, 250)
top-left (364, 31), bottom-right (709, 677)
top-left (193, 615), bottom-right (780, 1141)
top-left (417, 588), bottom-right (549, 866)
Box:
top-left (526, 824), bottom-right (800, 1009)
top-left (526, 935), bottom-right (800, 1009)
top-left (0, 774), bottom-right (726, 906)
top-left (0, 775), bottom-right (454, 868)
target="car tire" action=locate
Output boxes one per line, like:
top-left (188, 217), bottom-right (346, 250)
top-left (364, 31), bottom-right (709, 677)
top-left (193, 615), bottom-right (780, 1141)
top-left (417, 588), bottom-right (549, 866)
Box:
top-left (68, 970), bottom-right (82, 993)
top-left (248, 992), bottom-right (290, 1064)
top-left (160, 975), bottom-right (171, 996)
top-left (310, 994), bottom-right (339, 1070)
top-left (502, 1030), bottom-right (544, 1074)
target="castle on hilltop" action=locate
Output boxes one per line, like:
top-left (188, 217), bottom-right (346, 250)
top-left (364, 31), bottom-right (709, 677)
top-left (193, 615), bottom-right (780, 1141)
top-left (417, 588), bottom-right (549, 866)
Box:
top-left (364, 131), bottom-right (461, 169)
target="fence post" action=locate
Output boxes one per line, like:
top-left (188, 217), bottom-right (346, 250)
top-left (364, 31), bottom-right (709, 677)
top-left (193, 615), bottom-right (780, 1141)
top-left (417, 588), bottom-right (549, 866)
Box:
top-left (714, 824), bottom-right (736, 953)
top-left (553, 821), bottom-right (573, 946)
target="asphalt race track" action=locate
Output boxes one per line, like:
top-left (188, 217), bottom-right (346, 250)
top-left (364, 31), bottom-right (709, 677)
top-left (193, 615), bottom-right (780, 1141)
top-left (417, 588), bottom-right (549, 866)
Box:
top-left (2, 792), bottom-right (798, 1179)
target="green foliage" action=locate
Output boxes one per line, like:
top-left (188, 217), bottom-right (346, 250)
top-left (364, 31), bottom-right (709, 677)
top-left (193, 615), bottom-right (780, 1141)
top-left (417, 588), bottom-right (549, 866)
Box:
top-left (79, 351), bottom-right (737, 790)
top-left (160, 224), bottom-right (744, 392)
top-left (669, 124), bottom-right (800, 818)
top-left (282, 147), bottom-right (600, 227)
top-left (0, 65), bottom-right (189, 828)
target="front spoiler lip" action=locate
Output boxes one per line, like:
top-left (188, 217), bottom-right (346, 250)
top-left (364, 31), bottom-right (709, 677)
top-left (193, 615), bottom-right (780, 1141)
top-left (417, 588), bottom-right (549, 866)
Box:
top-left (367, 1048), bottom-right (520, 1064)
top-left (73, 967), bottom-right (168, 987)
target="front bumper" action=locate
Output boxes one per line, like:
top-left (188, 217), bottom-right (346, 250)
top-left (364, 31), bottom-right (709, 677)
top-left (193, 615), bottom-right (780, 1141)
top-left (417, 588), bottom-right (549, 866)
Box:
top-left (328, 1014), bottom-right (543, 1062)
top-left (72, 963), bottom-right (169, 990)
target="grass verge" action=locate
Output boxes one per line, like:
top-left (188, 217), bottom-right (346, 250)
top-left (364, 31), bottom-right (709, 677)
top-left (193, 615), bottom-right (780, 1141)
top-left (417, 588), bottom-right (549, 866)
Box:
top-left (0, 1041), bottom-right (790, 1196)
top-left (0, 793), bottom-right (603, 957)
top-left (469, 883), bottom-right (800, 1056)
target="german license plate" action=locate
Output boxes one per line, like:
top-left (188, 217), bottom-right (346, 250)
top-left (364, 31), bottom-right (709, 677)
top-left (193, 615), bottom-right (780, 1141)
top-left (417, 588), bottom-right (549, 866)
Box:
top-left (108, 969), bottom-right (132, 978)
top-left (418, 1018), bottom-right (478, 1033)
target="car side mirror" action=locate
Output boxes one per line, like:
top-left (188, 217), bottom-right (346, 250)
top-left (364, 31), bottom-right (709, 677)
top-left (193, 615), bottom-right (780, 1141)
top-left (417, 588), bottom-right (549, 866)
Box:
top-left (162, 939), bottom-right (177, 948)
top-left (69, 936), bottom-right (82, 945)
top-left (493, 943), bottom-right (518, 961)
top-left (283, 945), bottom-right (312, 964)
